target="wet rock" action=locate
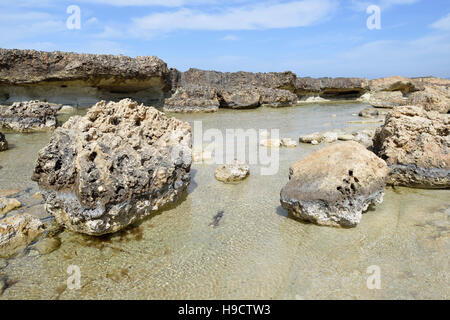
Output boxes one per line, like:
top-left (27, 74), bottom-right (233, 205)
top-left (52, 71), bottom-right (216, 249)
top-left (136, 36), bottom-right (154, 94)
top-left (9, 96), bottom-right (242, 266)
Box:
top-left (260, 139), bottom-right (281, 148)
top-left (163, 86), bottom-right (220, 113)
top-left (0, 198), bottom-right (21, 217)
top-left (0, 101), bottom-right (60, 132)
top-left (32, 237), bottom-right (61, 255)
top-left (281, 138), bottom-right (298, 148)
top-left (0, 214), bottom-right (45, 258)
top-left (214, 160), bottom-right (250, 183)
top-left (0, 132), bottom-right (7, 151)
top-left (322, 131), bottom-right (338, 143)
top-left (0, 189), bottom-right (20, 198)
top-left (359, 107), bottom-right (380, 118)
top-left (337, 134), bottom-right (355, 141)
top-left (299, 132), bottom-right (323, 144)
top-left (280, 141), bottom-right (389, 227)
top-left (32, 99), bottom-right (192, 235)
top-left (373, 105), bottom-right (449, 188)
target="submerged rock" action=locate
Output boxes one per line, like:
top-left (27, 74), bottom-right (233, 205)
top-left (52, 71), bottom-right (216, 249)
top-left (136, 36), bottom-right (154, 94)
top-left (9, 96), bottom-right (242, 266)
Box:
top-left (280, 141), bottom-right (389, 227)
top-left (32, 99), bottom-right (192, 235)
top-left (0, 132), bottom-right (7, 151)
top-left (281, 138), bottom-right (298, 148)
top-left (373, 105), bottom-right (449, 189)
top-left (0, 198), bottom-right (21, 217)
top-left (359, 107), bottom-right (380, 118)
top-left (0, 214), bottom-right (45, 258)
top-left (260, 139), bottom-right (281, 148)
top-left (299, 132), bottom-right (323, 144)
top-left (214, 160), bottom-right (250, 183)
top-left (0, 101), bottom-right (60, 132)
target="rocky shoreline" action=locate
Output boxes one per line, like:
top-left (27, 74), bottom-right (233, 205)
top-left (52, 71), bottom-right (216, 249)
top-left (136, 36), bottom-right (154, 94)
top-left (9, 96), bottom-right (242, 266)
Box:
top-left (0, 47), bottom-right (448, 264)
top-left (1, 49), bottom-right (449, 113)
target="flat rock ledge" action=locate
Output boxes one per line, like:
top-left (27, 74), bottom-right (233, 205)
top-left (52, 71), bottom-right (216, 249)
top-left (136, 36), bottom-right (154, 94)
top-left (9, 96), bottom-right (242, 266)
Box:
top-left (373, 105), bottom-right (449, 189)
top-left (280, 141), bottom-right (389, 227)
top-left (32, 99), bottom-right (192, 235)
top-left (0, 132), bottom-right (7, 151)
top-left (0, 100), bottom-right (61, 132)
top-left (215, 161), bottom-right (250, 183)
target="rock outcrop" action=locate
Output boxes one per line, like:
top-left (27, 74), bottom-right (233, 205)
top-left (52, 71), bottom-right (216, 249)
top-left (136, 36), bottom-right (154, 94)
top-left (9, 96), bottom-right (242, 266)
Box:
top-left (0, 100), bottom-right (60, 132)
top-left (295, 77), bottom-right (369, 98)
top-left (0, 132), bottom-right (7, 151)
top-left (0, 198), bottom-right (21, 217)
top-left (0, 214), bottom-right (45, 258)
top-left (163, 86), bottom-right (219, 113)
top-left (373, 105), bottom-right (449, 189)
top-left (0, 49), bottom-right (170, 106)
top-left (214, 160), bottom-right (250, 183)
top-left (407, 85), bottom-right (450, 114)
top-left (32, 99), bottom-right (192, 235)
top-left (280, 141), bottom-right (389, 227)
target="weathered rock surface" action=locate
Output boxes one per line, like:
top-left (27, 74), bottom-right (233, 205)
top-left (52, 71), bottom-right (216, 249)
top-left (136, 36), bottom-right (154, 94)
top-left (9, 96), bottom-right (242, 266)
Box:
top-left (373, 105), bottom-right (449, 188)
top-left (299, 132), bottom-right (323, 144)
top-left (366, 91), bottom-right (407, 108)
top-left (295, 77), bottom-right (369, 98)
top-left (214, 160), bottom-right (250, 183)
top-left (219, 87), bottom-right (261, 109)
top-left (260, 139), bottom-right (281, 148)
top-left (407, 85), bottom-right (450, 114)
top-left (281, 138), bottom-right (298, 148)
top-left (258, 87), bottom-right (298, 107)
top-left (0, 49), bottom-right (170, 106)
top-left (368, 76), bottom-right (421, 94)
top-left (280, 141), bottom-right (389, 227)
top-left (0, 132), bottom-right (7, 151)
top-left (0, 100), bottom-right (60, 132)
top-left (0, 198), bottom-right (21, 217)
top-left (32, 99), bottom-right (192, 235)
top-left (163, 86), bottom-right (219, 113)
top-left (0, 214), bottom-right (45, 258)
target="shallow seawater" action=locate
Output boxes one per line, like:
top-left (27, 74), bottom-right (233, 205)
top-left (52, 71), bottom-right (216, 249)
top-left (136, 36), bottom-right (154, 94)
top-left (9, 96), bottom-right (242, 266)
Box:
top-left (0, 103), bottom-right (448, 299)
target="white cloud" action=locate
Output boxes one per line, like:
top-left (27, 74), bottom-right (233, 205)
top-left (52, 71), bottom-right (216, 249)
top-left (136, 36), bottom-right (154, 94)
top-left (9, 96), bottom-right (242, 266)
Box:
top-left (431, 13), bottom-right (450, 32)
top-left (130, 0), bottom-right (337, 34)
top-left (77, 0), bottom-right (220, 7)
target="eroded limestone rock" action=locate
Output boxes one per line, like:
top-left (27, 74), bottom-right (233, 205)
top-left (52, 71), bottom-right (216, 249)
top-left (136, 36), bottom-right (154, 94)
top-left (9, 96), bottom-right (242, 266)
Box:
top-left (32, 99), bottom-right (192, 235)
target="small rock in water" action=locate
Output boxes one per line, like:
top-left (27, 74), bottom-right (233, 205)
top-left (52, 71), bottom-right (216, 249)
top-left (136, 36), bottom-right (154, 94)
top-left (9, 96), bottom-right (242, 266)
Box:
top-left (359, 107), bottom-right (380, 118)
top-left (338, 134), bottom-right (355, 141)
top-left (311, 140), bottom-right (319, 145)
top-left (0, 198), bottom-right (21, 216)
top-left (281, 138), bottom-right (297, 148)
top-left (260, 139), bottom-right (281, 148)
top-left (215, 160), bottom-right (250, 183)
top-left (322, 131), bottom-right (338, 143)
top-left (32, 237), bottom-right (61, 255)
top-left (299, 132), bottom-right (323, 144)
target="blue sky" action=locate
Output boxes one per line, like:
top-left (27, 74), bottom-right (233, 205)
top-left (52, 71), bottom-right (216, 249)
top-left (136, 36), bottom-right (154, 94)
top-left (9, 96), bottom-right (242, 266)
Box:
top-left (0, 0), bottom-right (449, 78)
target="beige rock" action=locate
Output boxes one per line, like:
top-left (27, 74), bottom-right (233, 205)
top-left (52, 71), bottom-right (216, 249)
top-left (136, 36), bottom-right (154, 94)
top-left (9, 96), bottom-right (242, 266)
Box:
top-left (0, 198), bottom-right (21, 217)
top-left (368, 91), bottom-right (407, 108)
top-left (260, 139), bottom-right (281, 148)
top-left (215, 160), bottom-right (250, 183)
top-left (280, 141), bottom-right (389, 227)
top-left (407, 85), bottom-right (450, 113)
top-left (373, 105), bottom-right (449, 188)
top-left (299, 132), bottom-right (323, 144)
top-left (0, 214), bottom-right (45, 258)
top-left (281, 138), bottom-right (298, 148)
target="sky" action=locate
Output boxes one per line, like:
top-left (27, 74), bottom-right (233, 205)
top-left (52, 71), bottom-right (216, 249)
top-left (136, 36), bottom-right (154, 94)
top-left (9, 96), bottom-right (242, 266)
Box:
top-left (0, 0), bottom-right (449, 78)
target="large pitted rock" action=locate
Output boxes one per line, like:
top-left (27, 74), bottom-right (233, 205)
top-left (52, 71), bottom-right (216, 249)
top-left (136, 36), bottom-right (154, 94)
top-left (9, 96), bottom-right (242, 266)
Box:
top-left (163, 86), bottom-right (219, 113)
top-left (373, 105), bottom-right (449, 189)
top-left (0, 100), bottom-right (60, 132)
top-left (32, 99), bottom-right (192, 235)
top-left (280, 141), bottom-right (389, 227)
top-left (0, 214), bottom-right (45, 258)
top-left (258, 87), bottom-right (298, 107)
top-left (0, 132), bottom-right (7, 151)
top-left (368, 76), bottom-right (421, 94)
